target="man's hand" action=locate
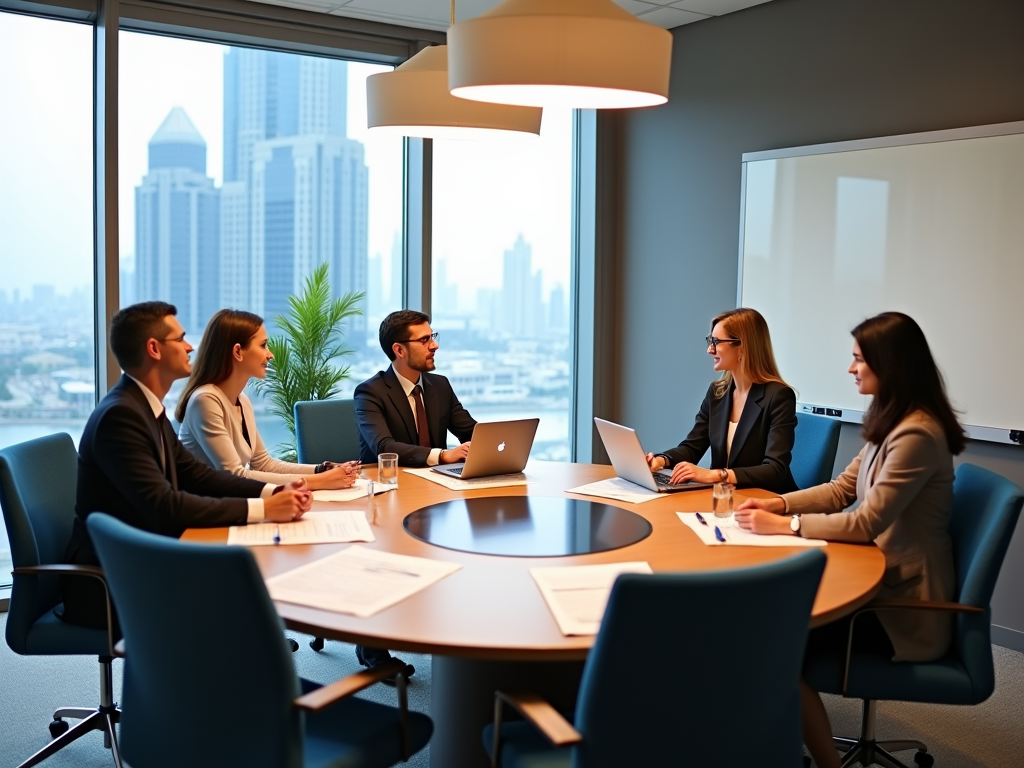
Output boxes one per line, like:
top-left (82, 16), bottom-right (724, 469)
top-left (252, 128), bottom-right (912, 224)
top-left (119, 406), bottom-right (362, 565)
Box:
top-left (265, 479), bottom-right (312, 521)
top-left (440, 442), bottom-right (471, 464)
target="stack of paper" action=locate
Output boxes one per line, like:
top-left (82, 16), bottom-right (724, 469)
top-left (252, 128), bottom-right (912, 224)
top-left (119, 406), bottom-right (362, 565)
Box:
top-left (676, 512), bottom-right (827, 547)
top-left (566, 477), bottom-right (661, 504)
top-left (266, 545), bottom-right (461, 617)
top-left (227, 509), bottom-right (375, 546)
top-left (312, 478), bottom-right (393, 503)
top-left (530, 561), bottom-right (653, 636)
top-left (403, 466), bottom-right (530, 490)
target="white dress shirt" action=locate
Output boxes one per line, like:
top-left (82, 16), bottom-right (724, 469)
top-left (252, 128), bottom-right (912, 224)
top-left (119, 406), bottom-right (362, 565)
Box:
top-left (393, 365), bottom-right (443, 466)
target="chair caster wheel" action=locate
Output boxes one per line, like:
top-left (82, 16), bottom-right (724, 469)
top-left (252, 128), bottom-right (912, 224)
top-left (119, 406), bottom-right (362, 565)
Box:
top-left (49, 719), bottom-right (69, 739)
top-left (310, 637), bottom-right (325, 652)
top-left (288, 638), bottom-right (300, 653)
top-left (914, 751), bottom-right (935, 768)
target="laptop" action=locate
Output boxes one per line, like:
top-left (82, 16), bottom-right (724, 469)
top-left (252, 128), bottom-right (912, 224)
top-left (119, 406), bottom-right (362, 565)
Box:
top-left (431, 418), bottom-right (540, 480)
top-left (594, 417), bottom-right (713, 493)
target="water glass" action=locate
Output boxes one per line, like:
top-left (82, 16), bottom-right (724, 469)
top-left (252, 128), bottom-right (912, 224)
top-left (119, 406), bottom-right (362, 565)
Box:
top-left (712, 482), bottom-right (734, 518)
top-left (378, 453), bottom-right (399, 489)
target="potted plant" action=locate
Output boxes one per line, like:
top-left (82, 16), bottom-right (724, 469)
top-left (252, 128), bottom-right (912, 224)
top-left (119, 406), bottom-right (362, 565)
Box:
top-left (252, 262), bottom-right (364, 461)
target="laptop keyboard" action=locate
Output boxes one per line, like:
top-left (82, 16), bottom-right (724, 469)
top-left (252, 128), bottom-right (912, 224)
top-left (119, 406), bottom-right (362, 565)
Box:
top-left (448, 467), bottom-right (464, 476)
top-left (654, 473), bottom-right (680, 489)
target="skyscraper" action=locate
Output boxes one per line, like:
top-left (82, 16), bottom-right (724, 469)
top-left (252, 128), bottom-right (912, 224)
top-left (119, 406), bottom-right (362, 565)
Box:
top-left (135, 107), bottom-right (220, 335)
top-left (500, 234), bottom-right (543, 338)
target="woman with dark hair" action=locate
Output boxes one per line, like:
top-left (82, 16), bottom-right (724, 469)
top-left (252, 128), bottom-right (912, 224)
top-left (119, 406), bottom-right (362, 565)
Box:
top-left (645, 307), bottom-right (798, 493)
top-left (176, 309), bottom-right (358, 490)
top-left (735, 312), bottom-right (966, 768)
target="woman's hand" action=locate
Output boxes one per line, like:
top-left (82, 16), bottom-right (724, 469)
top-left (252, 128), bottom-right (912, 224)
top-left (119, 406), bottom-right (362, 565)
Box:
top-left (733, 497), bottom-right (792, 535)
top-left (670, 462), bottom-right (718, 485)
top-left (305, 462), bottom-right (360, 491)
top-left (645, 453), bottom-right (666, 472)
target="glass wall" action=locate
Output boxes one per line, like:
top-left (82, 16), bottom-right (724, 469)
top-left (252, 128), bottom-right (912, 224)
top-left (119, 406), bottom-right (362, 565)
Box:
top-left (431, 109), bottom-right (575, 461)
top-left (118, 33), bottom-right (404, 453)
top-left (0, 12), bottom-right (95, 586)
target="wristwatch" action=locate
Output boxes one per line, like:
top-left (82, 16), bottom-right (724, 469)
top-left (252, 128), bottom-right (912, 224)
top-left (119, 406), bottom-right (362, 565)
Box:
top-left (790, 515), bottom-right (802, 536)
top-left (718, 468), bottom-right (729, 482)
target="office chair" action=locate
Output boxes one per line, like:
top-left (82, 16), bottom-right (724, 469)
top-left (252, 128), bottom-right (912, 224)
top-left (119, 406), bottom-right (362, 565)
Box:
top-left (484, 549), bottom-right (827, 768)
top-left (0, 433), bottom-right (121, 768)
top-left (804, 463), bottom-right (1024, 768)
top-left (791, 412), bottom-right (842, 490)
top-left (87, 512), bottom-right (432, 768)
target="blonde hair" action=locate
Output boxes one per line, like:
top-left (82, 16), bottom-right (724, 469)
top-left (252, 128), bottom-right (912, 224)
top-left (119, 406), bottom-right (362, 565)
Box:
top-left (709, 308), bottom-right (789, 399)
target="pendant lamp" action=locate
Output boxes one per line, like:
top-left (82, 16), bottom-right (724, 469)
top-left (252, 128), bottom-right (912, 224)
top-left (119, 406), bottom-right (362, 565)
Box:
top-left (366, 2), bottom-right (542, 139)
top-left (448, 0), bottom-right (673, 110)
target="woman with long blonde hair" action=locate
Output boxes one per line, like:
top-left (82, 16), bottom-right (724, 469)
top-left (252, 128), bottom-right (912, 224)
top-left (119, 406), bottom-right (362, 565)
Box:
top-left (645, 307), bottom-right (798, 493)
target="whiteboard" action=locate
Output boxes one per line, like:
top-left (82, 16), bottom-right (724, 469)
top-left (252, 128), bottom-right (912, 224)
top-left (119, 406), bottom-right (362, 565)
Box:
top-left (738, 122), bottom-right (1024, 445)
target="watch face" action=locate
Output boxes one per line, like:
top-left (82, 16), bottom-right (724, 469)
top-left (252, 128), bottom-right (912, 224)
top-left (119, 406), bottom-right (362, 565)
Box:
top-left (790, 516), bottom-right (800, 532)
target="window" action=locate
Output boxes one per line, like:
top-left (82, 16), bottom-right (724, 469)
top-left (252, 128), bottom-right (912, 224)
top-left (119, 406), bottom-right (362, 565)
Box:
top-left (431, 110), bottom-right (575, 461)
top-left (0, 11), bottom-right (95, 586)
top-left (118, 32), bottom-right (403, 450)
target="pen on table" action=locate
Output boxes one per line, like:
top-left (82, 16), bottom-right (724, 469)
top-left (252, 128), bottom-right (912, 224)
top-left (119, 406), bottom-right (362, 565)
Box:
top-left (714, 526), bottom-right (727, 543)
top-left (695, 511), bottom-right (708, 526)
top-left (273, 525), bottom-right (281, 545)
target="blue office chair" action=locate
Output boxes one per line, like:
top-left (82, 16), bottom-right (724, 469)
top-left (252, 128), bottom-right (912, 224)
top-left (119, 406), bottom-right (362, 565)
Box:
top-left (86, 512), bottom-right (432, 768)
top-left (0, 433), bottom-right (121, 768)
top-left (805, 463), bottom-right (1024, 768)
top-left (791, 412), bottom-right (842, 490)
top-left (295, 398), bottom-right (362, 465)
top-left (484, 549), bottom-right (827, 768)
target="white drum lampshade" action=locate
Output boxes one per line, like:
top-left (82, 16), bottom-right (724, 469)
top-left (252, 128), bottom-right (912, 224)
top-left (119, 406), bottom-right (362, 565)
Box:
top-left (448, 0), bottom-right (673, 110)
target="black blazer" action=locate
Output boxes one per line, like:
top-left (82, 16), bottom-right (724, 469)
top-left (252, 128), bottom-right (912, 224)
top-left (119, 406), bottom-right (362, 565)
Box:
top-left (62, 375), bottom-right (266, 626)
top-left (354, 367), bottom-right (477, 466)
top-left (660, 380), bottom-right (798, 494)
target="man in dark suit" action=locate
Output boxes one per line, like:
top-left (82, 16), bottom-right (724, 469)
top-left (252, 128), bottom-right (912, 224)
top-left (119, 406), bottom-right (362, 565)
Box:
top-left (62, 301), bottom-right (311, 629)
top-left (354, 309), bottom-right (477, 467)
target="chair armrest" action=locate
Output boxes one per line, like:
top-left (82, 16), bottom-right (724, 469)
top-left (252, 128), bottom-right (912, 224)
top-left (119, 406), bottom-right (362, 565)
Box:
top-left (12, 564), bottom-right (118, 658)
top-left (490, 691), bottom-right (582, 768)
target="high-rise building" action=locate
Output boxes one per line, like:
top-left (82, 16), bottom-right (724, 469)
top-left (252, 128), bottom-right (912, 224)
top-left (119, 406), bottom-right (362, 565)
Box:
top-left (135, 107), bottom-right (220, 335)
top-left (501, 234), bottom-right (543, 338)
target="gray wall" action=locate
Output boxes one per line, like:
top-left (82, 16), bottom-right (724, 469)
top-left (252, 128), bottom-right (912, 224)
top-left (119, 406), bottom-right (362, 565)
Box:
top-left (612, 0), bottom-right (1024, 645)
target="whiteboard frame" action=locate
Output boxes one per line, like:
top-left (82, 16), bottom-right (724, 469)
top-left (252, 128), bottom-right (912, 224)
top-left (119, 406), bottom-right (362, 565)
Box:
top-left (737, 120), bottom-right (1024, 447)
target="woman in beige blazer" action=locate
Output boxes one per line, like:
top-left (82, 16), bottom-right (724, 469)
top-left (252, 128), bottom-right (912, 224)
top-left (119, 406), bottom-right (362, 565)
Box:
top-left (734, 312), bottom-right (967, 768)
top-left (176, 309), bottom-right (358, 490)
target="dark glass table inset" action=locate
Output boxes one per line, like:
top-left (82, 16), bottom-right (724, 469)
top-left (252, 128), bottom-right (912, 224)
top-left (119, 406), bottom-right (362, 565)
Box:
top-left (402, 495), bottom-right (653, 557)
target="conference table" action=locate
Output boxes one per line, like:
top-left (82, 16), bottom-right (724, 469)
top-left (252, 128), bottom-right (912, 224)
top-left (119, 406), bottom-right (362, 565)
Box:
top-left (184, 460), bottom-right (885, 768)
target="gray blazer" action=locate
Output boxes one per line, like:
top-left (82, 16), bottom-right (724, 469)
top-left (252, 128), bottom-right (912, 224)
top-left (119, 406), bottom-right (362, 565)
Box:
top-left (784, 410), bottom-right (956, 662)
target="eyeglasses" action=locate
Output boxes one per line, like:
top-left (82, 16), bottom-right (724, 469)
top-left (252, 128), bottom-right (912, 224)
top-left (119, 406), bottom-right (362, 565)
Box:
top-left (399, 332), bottom-right (439, 346)
top-left (158, 333), bottom-right (188, 344)
top-left (705, 335), bottom-right (741, 352)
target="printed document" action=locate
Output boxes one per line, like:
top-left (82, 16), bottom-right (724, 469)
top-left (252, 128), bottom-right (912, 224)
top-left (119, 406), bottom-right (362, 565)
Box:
top-left (313, 478), bottom-right (392, 503)
top-left (227, 509), bottom-right (375, 546)
top-left (530, 561), bottom-right (653, 636)
top-left (566, 477), bottom-right (662, 504)
top-left (404, 466), bottom-right (530, 490)
top-left (266, 545), bottom-right (461, 618)
top-left (676, 512), bottom-right (827, 547)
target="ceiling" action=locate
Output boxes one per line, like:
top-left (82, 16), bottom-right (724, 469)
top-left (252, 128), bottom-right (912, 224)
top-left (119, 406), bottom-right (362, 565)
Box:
top-left (243, 0), bottom-right (774, 33)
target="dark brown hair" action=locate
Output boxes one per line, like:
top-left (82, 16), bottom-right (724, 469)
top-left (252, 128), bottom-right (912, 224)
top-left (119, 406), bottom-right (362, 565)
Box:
top-left (854, 312), bottom-right (966, 454)
top-left (109, 301), bottom-right (177, 371)
top-left (175, 309), bottom-right (264, 422)
top-left (379, 309), bottom-right (430, 361)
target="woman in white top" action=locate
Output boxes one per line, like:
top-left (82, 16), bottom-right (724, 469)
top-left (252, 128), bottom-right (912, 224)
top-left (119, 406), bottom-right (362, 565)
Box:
top-left (176, 309), bottom-right (358, 490)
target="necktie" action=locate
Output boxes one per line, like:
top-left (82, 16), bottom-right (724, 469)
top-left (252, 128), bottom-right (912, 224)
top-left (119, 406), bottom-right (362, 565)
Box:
top-left (157, 412), bottom-right (179, 491)
top-left (411, 385), bottom-right (431, 448)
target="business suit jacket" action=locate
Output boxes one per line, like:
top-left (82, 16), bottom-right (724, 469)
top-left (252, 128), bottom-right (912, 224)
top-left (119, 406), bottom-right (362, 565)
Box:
top-left (785, 411), bottom-right (956, 662)
top-left (660, 380), bottom-right (798, 494)
top-left (354, 367), bottom-right (477, 466)
top-left (63, 375), bottom-right (266, 626)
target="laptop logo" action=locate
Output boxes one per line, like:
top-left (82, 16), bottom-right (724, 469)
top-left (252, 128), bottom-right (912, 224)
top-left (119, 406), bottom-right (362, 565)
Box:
top-left (497, 441), bottom-right (506, 452)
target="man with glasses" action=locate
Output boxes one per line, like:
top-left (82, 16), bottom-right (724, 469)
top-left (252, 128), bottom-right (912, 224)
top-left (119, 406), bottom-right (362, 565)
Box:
top-left (354, 309), bottom-right (477, 467)
top-left (61, 301), bottom-right (311, 630)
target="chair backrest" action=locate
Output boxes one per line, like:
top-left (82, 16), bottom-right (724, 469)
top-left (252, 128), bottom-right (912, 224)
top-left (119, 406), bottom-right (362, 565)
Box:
top-left (573, 549), bottom-right (826, 768)
top-left (791, 412), bottom-right (842, 489)
top-left (0, 433), bottom-right (78, 652)
top-left (87, 513), bottom-right (303, 768)
top-left (947, 463), bottom-right (1024, 701)
top-left (294, 398), bottom-right (361, 464)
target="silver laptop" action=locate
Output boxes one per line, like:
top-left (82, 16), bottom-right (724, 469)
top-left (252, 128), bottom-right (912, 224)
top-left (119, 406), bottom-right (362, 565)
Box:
top-left (431, 418), bottom-right (540, 480)
top-left (594, 417), bottom-right (712, 493)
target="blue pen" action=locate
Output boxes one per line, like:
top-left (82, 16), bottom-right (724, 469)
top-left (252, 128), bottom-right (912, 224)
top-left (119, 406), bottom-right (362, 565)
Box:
top-left (695, 512), bottom-right (708, 526)
top-left (273, 525), bottom-right (281, 545)
top-left (714, 526), bottom-right (727, 543)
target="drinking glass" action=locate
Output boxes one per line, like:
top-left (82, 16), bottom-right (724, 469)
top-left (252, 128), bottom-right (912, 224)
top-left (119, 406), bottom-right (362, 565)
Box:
top-left (378, 453), bottom-right (399, 489)
top-left (712, 482), bottom-right (734, 518)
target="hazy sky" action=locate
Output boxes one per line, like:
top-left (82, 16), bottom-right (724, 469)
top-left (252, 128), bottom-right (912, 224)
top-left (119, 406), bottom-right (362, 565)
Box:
top-left (1, 13), bottom-right (573, 304)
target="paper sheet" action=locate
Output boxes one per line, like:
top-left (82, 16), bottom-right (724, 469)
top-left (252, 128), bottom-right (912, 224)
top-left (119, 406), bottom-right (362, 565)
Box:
top-left (566, 477), bottom-right (662, 504)
top-left (265, 545), bottom-right (461, 618)
top-left (530, 561), bottom-right (654, 636)
top-left (227, 509), bottom-right (375, 546)
top-left (676, 512), bottom-right (827, 547)
top-left (403, 466), bottom-right (530, 490)
top-left (312, 478), bottom-right (393, 503)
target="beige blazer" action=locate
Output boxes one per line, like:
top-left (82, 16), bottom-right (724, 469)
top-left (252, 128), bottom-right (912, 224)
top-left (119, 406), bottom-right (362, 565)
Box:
top-left (784, 410), bottom-right (956, 662)
top-left (178, 384), bottom-right (316, 485)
